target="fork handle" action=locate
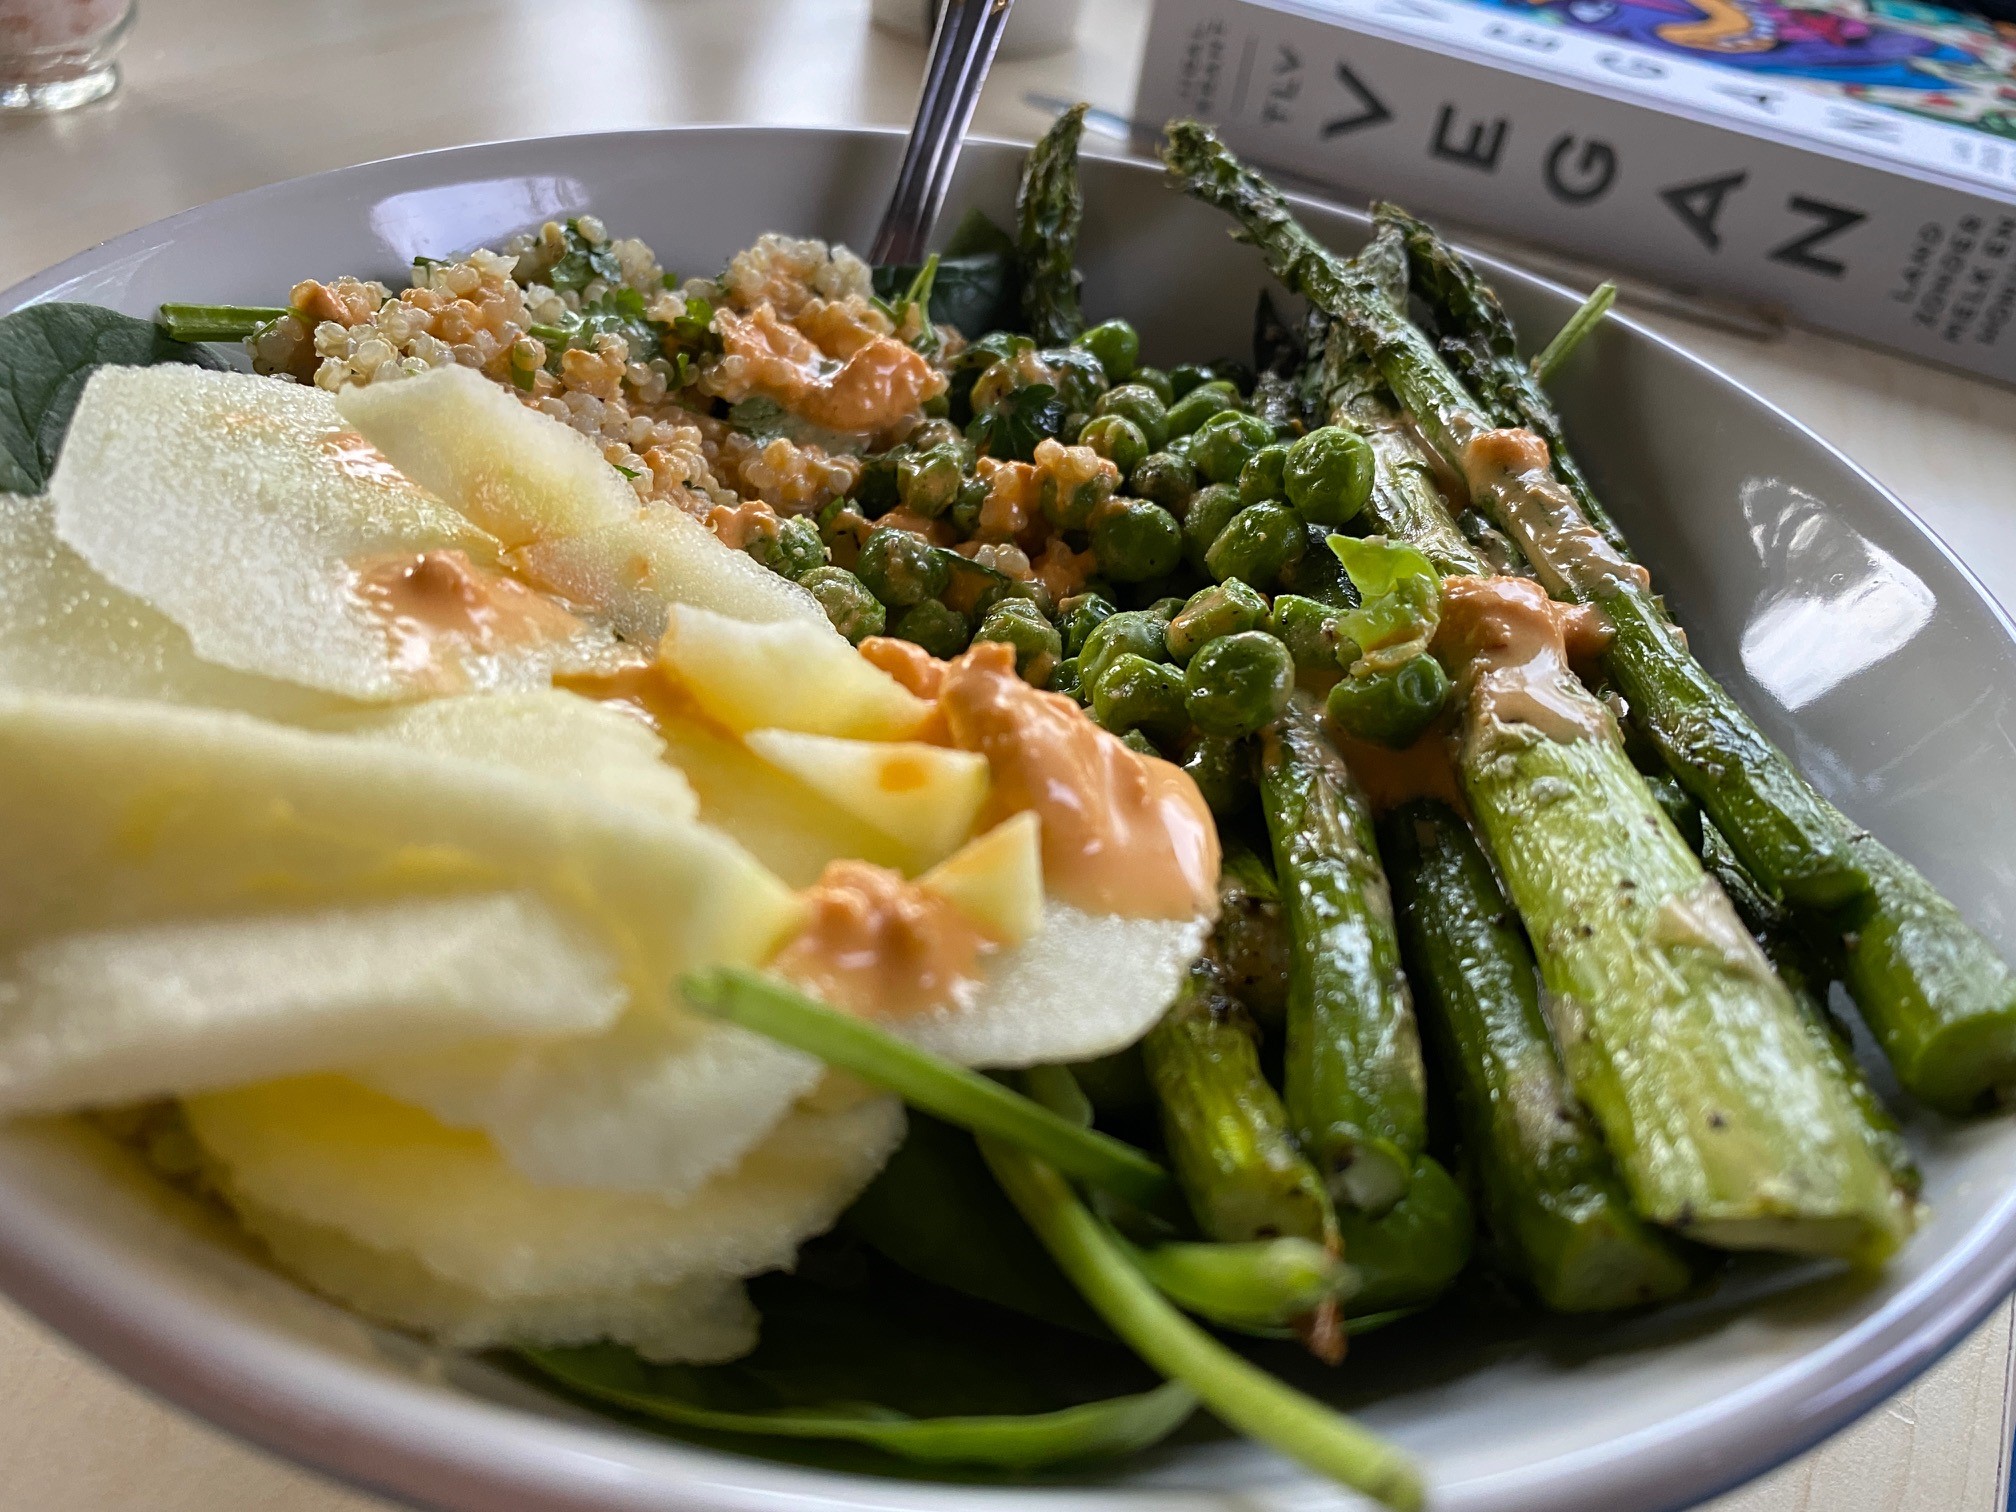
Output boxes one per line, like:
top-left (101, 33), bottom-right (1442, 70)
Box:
top-left (870, 0), bottom-right (1018, 267)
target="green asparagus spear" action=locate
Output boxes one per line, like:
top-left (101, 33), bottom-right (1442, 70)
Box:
top-left (1457, 679), bottom-right (1915, 1262)
top-left (1824, 827), bottom-right (2016, 1116)
top-left (1113, 1233), bottom-right (1358, 1335)
top-left (979, 1138), bottom-right (1425, 1511)
top-left (1258, 695), bottom-right (1425, 1214)
top-left (1388, 199), bottom-right (2016, 1115)
top-left (1016, 104), bottom-right (1088, 345)
top-left (1382, 799), bottom-right (1693, 1309)
top-left (1314, 326), bottom-right (1486, 578)
top-left (1332, 1155), bottom-right (1474, 1314)
top-left (1215, 841), bottom-right (1292, 1027)
top-left (1141, 959), bottom-right (1339, 1247)
top-left (157, 303), bottom-right (292, 343)
top-left (1161, 123), bottom-right (1860, 909)
top-left (1703, 828), bottom-right (1920, 1189)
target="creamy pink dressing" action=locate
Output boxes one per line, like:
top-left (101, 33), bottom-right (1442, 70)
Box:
top-left (1458, 429), bottom-right (1650, 600)
top-left (769, 859), bottom-right (994, 1019)
top-left (1435, 575), bottom-right (1616, 747)
top-left (349, 549), bottom-right (586, 687)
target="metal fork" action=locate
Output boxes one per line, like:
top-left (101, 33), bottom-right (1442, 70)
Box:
top-left (869, 0), bottom-right (1020, 267)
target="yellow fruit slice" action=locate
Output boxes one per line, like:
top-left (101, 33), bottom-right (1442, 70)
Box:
top-left (660, 604), bottom-right (931, 741)
top-left (336, 364), bottom-right (823, 637)
top-left (48, 366), bottom-right (618, 701)
top-left (915, 811), bottom-right (1045, 945)
top-left (743, 728), bottom-right (988, 872)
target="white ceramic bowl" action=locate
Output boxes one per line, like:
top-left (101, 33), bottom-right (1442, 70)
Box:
top-left (4, 126), bottom-right (2016, 1512)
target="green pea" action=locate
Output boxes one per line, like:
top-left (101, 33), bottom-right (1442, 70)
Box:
top-left (1041, 347), bottom-right (1109, 415)
top-left (1165, 579), bottom-right (1270, 663)
top-left (1168, 363), bottom-right (1213, 399)
top-left (1181, 483), bottom-right (1245, 575)
top-left (1165, 380), bottom-right (1241, 439)
top-left (948, 475), bottom-right (989, 537)
top-left (1128, 451), bottom-right (1196, 515)
top-left (745, 514), bottom-right (826, 579)
top-left (1212, 360), bottom-right (1257, 397)
top-left (1078, 414), bottom-right (1149, 478)
top-left (1325, 653), bottom-right (1450, 748)
top-left (1189, 411), bottom-right (1277, 486)
top-left (975, 598), bottom-right (1064, 684)
top-left (1179, 731), bottom-right (1251, 818)
top-left (797, 566), bottom-right (886, 644)
top-left (907, 417), bottom-right (965, 452)
top-left (1089, 497), bottom-right (1183, 583)
top-left (897, 446), bottom-right (966, 519)
top-left (1132, 365), bottom-right (1175, 406)
top-left (892, 598), bottom-right (971, 659)
top-left (1049, 656), bottom-right (1084, 701)
top-left (1073, 318), bottom-right (1140, 383)
top-left (1184, 631), bottom-right (1295, 738)
top-left (1205, 500), bottom-right (1305, 589)
top-left (1119, 729), bottom-right (1161, 758)
top-left (1079, 609), bottom-right (1170, 691)
top-left (1283, 426), bottom-right (1375, 527)
top-left (1146, 596), bottom-right (1188, 622)
top-left (1091, 654), bottom-right (1190, 744)
top-left (1057, 593), bottom-right (1118, 658)
top-left (855, 526), bottom-right (951, 607)
top-left (1040, 452), bottom-right (1120, 534)
top-left (1093, 384), bottom-right (1169, 449)
top-left (1238, 443), bottom-right (1289, 506)
top-left (1269, 593), bottom-right (1347, 672)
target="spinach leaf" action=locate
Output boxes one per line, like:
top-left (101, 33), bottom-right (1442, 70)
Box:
top-left (967, 381), bottom-right (1064, 463)
top-left (0, 302), bottom-right (223, 492)
top-left (516, 1248), bottom-right (1194, 1472)
top-left (873, 208), bottom-right (1021, 341)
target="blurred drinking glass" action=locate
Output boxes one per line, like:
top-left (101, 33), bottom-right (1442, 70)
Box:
top-left (0, 0), bottom-right (133, 114)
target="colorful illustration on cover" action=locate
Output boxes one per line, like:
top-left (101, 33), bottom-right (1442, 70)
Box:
top-left (1474, 0), bottom-right (2016, 136)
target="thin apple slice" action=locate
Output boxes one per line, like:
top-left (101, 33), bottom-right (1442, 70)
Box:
top-left (336, 364), bottom-right (823, 635)
top-left (233, 1200), bottom-right (759, 1361)
top-left (0, 694), bottom-right (800, 1116)
top-left (894, 904), bottom-right (1211, 1069)
top-left (661, 604), bottom-right (931, 741)
top-left (0, 492), bottom-right (352, 720)
top-left (184, 1072), bottom-right (903, 1303)
top-left (743, 728), bottom-right (988, 872)
top-left (325, 689), bottom-right (697, 825)
top-left (915, 811), bottom-right (1044, 944)
top-left (46, 366), bottom-right (620, 700)
top-left (0, 893), bottom-right (623, 1117)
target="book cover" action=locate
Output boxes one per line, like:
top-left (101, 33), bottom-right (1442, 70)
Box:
top-left (1136, 0), bottom-right (2016, 381)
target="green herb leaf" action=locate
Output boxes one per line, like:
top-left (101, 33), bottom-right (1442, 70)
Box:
top-left (1329, 535), bottom-right (1441, 670)
top-left (0, 302), bottom-right (224, 492)
top-left (726, 395), bottom-right (792, 442)
top-left (517, 1260), bottom-right (1193, 1470)
top-left (872, 209), bottom-right (1021, 339)
top-left (968, 382), bottom-right (1065, 463)
top-left (538, 218), bottom-right (624, 296)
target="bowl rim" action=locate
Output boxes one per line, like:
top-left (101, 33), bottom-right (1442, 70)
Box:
top-left (4, 120), bottom-right (2015, 1512)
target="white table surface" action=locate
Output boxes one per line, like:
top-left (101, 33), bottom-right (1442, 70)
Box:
top-left (3, 2), bottom-right (2015, 1508)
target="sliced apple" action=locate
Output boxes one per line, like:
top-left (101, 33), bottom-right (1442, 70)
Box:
top-left (742, 729), bottom-right (987, 872)
top-left (661, 604), bottom-right (931, 742)
top-left (0, 892), bottom-right (622, 1117)
top-left (0, 694), bottom-right (799, 1115)
top-left (234, 1200), bottom-right (760, 1362)
top-left (0, 492), bottom-right (352, 720)
top-left (46, 366), bottom-right (620, 701)
top-left (184, 1072), bottom-right (903, 1305)
top-left (336, 364), bottom-right (824, 636)
top-left (915, 811), bottom-right (1044, 945)
top-left (649, 702), bottom-right (909, 887)
top-left (325, 689), bottom-right (697, 825)
top-left (892, 904), bottom-right (1211, 1070)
